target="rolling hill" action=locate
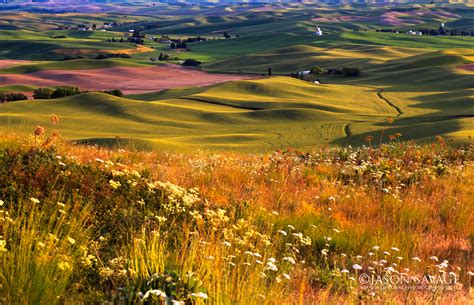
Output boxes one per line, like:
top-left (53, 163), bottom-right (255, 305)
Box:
top-left (1, 69), bottom-right (471, 151)
top-left (0, 77), bottom-right (400, 151)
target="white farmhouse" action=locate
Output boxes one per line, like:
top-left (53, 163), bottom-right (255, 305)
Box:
top-left (314, 25), bottom-right (323, 36)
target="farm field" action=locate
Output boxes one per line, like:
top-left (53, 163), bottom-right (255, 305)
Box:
top-left (0, 43), bottom-right (472, 150)
top-left (0, 2), bottom-right (474, 304)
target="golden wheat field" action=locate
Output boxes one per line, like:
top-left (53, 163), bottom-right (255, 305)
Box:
top-left (0, 127), bottom-right (473, 304)
top-left (1, 2), bottom-right (474, 304)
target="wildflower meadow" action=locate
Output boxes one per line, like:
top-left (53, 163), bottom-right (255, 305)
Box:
top-left (0, 128), bottom-right (473, 304)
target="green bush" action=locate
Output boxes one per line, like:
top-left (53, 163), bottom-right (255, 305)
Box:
top-left (310, 66), bottom-right (327, 75)
top-left (51, 87), bottom-right (81, 99)
top-left (33, 87), bottom-right (53, 100)
top-left (0, 92), bottom-right (28, 102)
top-left (341, 67), bottom-right (361, 77)
top-left (103, 89), bottom-right (124, 97)
top-left (182, 59), bottom-right (201, 67)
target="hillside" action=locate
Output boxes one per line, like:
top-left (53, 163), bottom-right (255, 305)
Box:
top-left (0, 3), bottom-right (474, 304)
top-left (0, 135), bottom-right (472, 303)
top-left (1, 70), bottom-right (472, 150)
top-left (0, 77), bottom-right (401, 150)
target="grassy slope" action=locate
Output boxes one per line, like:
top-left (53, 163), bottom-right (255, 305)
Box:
top-left (0, 29), bottom-right (139, 61)
top-left (0, 58), bottom-right (147, 74)
top-left (0, 77), bottom-right (398, 151)
top-left (195, 31), bottom-right (474, 72)
top-left (0, 7), bottom-right (472, 150)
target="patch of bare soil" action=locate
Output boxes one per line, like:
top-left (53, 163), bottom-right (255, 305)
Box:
top-left (0, 60), bottom-right (32, 69)
top-left (0, 64), bottom-right (258, 94)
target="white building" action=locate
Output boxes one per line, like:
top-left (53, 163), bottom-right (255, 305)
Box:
top-left (406, 30), bottom-right (422, 36)
top-left (314, 25), bottom-right (323, 36)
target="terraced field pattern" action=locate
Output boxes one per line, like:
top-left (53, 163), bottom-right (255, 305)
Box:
top-left (0, 3), bottom-right (472, 151)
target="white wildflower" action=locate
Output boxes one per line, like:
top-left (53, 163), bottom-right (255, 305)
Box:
top-left (142, 289), bottom-right (167, 300)
top-left (283, 257), bottom-right (296, 265)
top-left (190, 292), bottom-right (208, 299)
top-left (352, 264), bottom-right (363, 271)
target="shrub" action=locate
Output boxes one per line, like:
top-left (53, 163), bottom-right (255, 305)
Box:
top-left (63, 55), bottom-right (85, 61)
top-left (0, 92), bottom-right (28, 102)
top-left (182, 59), bottom-right (201, 67)
top-left (310, 66), bottom-right (326, 75)
top-left (33, 87), bottom-right (53, 100)
top-left (51, 87), bottom-right (81, 99)
top-left (103, 89), bottom-right (124, 97)
top-left (341, 67), bottom-right (361, 77)
top-left (95, 53), bottom-right (131, 60)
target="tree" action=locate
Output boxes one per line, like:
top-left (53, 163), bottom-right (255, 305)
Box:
top-left (341, 67), bottom-right (361, 77)
top-left (158, 53), bottom-right (164, 61)
top-left (132, 30), bottom-right (141, 38)
top-left (33, 87), bottom-right (53, 99)
top-left (3, 93), bottom-right (27, 102)
top-left (268, 67), bottom-right (272, 77)
top-left (103, 89), bottom-right (124, 97)
top-left (182, 59), bottom-right (202, 67)
top-left (0, 93), bottom-right (6, 103)
top-left (51, 87), bottom-right (81, 99)
top-left (310, 66), bottom-right (326, 75)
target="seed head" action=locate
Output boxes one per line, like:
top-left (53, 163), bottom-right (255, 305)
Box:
top-left (50, 113), bottom-right (59, 125)
top-left (34, 125), bottom-right (45, 137)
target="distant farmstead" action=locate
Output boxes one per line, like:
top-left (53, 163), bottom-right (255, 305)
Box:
top-left (314, 25), bottom-right (323, 36)
top-left (406, 29), bottom-right (423, 35)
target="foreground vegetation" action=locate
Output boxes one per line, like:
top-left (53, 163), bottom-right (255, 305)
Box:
top-left (0, 132), bottom-right (473, 303)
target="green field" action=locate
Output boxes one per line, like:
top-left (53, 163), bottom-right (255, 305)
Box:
top-left (0, 77), bottom-right (397, 151)
top-left (0, 3), bottom-right (473, 151)
top-left (1, 71), bottom-right (472, 151)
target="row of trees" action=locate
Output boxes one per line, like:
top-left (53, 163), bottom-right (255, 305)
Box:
top-left (376, 27), bottom-right (474, 37)
top-left (129, 30), bottom-right (145, 45)
top-left (0, 92), bottom-right (27, 103)
top-left (33, 87), bottom-right (124, 99)
top-left (182, 59), bottom-right (201, 67)
top-left (33, 87), bottom-right (82, 99)
top-left (311, 66), bottom-right (362, 77)
top-left (150, 53), bottom-right (179, 62)
top-left (63, 53), bottom-right (131, 61)
top-left (0, 87), bottom-right (125, 103)
top-left (106, 37), bottom-right (125, 43)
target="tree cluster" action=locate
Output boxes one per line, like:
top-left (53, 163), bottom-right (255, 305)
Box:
top-left (289, 66), bottom-right (362, 80)
top-left (95, 53), bottom-right (131, 60)
top-left (106, 37), bottom-right (125, 43)
top-left (182, 59), bottom-right (201, 67)
top-left (128, 30), bottom-right (145, 45)
top-left (101, 89), bottom-right (124, 97)
top-left (62, 55), bottom-right (85, 61)
top-left (0, 92), bottom-right (28, 103)
top-left (150, 53), bottom-right (179, 62)
top-left (32, 87), bottom-right (81, 99)
top-left (170, 41), bottom-right (187, 49)
top-left (376, 27), bottom-right (473, 37)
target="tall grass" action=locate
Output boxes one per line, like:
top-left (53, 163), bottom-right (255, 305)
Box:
top-left (0, 135), bottom-right (472, 303)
